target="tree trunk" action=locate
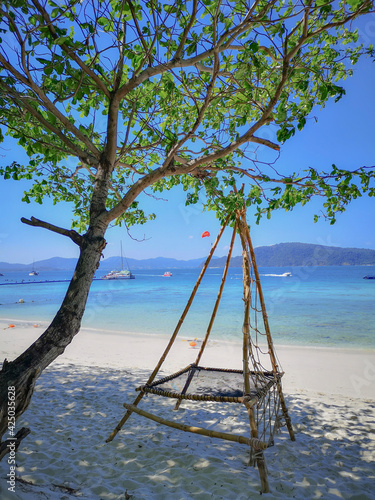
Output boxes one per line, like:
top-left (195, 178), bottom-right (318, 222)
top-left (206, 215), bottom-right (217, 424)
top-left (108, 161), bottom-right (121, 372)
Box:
top-left (0, 226), bottom-right (106, 446)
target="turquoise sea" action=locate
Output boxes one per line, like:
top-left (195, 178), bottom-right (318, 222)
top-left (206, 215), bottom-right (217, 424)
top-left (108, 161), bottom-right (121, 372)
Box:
top-left (0, 265), bottom-right (374, 349)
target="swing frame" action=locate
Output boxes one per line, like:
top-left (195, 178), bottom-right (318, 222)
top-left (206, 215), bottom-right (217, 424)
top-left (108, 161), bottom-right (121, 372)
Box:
top-left (107, 208), bottom-right (295, 493)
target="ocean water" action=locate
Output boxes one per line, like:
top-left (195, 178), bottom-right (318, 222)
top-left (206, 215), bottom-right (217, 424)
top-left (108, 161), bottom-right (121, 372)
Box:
top-left (1, 265), bottom-right (374, 349)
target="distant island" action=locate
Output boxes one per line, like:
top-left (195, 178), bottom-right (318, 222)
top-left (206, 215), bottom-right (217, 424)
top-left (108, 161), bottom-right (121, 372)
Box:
top-left (215, 242), bottom-right (375, 267)
top-left (1, 242), bottom-right (375, 272)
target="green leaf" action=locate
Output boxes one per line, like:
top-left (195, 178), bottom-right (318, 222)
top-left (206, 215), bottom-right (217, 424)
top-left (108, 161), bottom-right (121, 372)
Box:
top-left (0, 0), bottom-right (372, 232)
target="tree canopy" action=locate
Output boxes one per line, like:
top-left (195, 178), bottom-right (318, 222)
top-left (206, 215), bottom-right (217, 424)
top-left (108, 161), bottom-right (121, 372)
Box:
top-left (0, 0), bottom-right (374, 233)
top-left (1, 0), bottom-right (375, 458)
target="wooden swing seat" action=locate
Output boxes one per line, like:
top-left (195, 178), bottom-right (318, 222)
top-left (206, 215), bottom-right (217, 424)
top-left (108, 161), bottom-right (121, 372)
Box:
top-left (137, 363), bottom-right (283, 405)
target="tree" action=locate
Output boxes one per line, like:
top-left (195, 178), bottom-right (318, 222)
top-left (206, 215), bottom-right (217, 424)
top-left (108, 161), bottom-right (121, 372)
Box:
top-left (0, 0), bottom-right (374, 453)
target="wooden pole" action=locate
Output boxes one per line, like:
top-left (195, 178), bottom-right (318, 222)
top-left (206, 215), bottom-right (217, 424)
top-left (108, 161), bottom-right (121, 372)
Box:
top-left (240, 213), bottom-right (278, 373)
top-left (239, 212), bottom-right (295, 442)
top-left (240, 233), bottom-right (252, 395)
top-left (236, 212), bottom-right (270, 494)
top-left (194, 222), bottom-right (237, 367)
top-left (123, 403), bottom-right (268, 450)
top-left (278, 388), bottom-right (296, 442)
top-left (106, 216), bottom-right (231, 442)
top-left (247, 406), bottom-right (270, 493)
top-left (174, 223), bottom-right (237, 410)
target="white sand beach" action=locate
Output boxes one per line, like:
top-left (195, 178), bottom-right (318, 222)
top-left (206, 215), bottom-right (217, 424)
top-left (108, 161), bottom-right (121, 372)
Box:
top-left (1, 319), bottom-right (375, 499)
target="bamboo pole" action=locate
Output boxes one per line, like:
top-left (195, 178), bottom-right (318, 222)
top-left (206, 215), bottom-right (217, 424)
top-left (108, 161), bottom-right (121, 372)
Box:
top-left (239, 211), bottom-right (295, 442)
top-left (173, 366), bottom-right (197, 410)
top-left (247, 405), bottom-right (270, 493)
top-left (236, 213), bottom-right (270, 493)
top-left (240, 212), bottom-right (278, 373)
top-left (106, 216), bottom-right (231, 443)
top-left (195, 222), bottom-right (237, 367)
top-left (174, 223), bottom-right (237, 410)
top-left (276, 382), bottom-right (296, 442)
top-left (240, 234), bottom-right (252, 395)
top-left (235, 212), bottom-right (253, 393)
top-left (123, 403), bottom-right (268, 450)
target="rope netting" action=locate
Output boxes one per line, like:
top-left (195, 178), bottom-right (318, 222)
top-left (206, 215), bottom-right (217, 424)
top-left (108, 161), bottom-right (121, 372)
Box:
top-left (245, 267), bottom-right (285, 450)
top-left (137, 365), bottom-right (281, 404)
top-left (247, 251), bottom-right (283, 376)
top-left (235, 210), bottom-right (286, 450)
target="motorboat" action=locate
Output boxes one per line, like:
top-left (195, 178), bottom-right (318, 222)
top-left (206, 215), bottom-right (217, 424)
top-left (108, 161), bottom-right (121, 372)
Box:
top-left (163, 272), bottom-right (172, 277)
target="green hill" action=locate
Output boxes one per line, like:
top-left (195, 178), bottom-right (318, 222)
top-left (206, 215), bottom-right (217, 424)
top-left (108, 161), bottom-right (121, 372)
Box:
top-left (212, 243), bottom-right (375, 267)
top-left (1, 243), bottom-right (375, 271)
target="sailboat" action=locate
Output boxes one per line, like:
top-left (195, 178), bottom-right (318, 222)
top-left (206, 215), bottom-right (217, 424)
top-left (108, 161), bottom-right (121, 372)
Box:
top-left (101, 242), bottom-right (135, 280)
top-left (29, 260), bottom-right (39, 276)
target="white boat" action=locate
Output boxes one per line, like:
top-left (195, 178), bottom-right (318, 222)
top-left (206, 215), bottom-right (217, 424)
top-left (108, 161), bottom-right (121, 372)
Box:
top-left (281, 272), bottom-right (292, 277)
top-left (29, 261), bottom-right (39, 276)
top-left (102, 269), bottom-right (135, 280)
top-left (101, 242), bottom-right (135, 280)
top-left (163, 272), bottom-right (172, 277)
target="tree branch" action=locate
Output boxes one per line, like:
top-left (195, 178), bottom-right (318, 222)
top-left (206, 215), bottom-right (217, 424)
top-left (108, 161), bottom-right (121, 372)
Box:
top-left (116, 3), bottom-right (272, 100)
top-left (0, 80), bottom-right (99, 165)
top-left (0, 428), bottom-right (30, 461)
top-left (20, 217), bottom-right (84, 247)
top-left (286, 2), bottom-right (374, 63)
top-left (172, 0), bottom-right (198, 61)
top-left (30, 0), bottom-right (111, 98)
top-left (194, 62), bottom-right (232, 76)
top-left (0, 57), bottom-right (101, 163)
top-left (164, 50), bottom-right (221, 167)
top-left (126, 0), bottom-right (153, 66)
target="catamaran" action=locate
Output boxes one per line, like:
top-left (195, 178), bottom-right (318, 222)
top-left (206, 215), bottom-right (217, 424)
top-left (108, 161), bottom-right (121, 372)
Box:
top-left (29, 260), bottom-right (39, 276)
top-left (101, 242), bottom-right (135, 280)
top-left (102, 269), bottom-right (135, 280)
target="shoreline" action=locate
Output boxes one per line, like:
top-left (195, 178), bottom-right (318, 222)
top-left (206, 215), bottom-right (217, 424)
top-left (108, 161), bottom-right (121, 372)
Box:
top-left (1, 318), bottom-right (374, 401)
top-left (2, 316), bottom-right (375, 352)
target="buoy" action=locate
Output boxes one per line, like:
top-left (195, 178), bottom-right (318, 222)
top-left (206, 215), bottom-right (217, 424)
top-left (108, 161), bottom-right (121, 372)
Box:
top-left (189, 341), bottom-right (197, 347)
top-left (8, 324), bottom-right (15, 328)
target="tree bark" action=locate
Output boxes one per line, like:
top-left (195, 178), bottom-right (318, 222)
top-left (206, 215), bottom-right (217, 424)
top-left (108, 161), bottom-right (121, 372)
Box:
top-left (0, 225), bottom-right (106, 442)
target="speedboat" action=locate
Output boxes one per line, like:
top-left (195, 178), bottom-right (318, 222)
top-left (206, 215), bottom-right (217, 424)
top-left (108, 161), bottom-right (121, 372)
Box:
top-left (163, 272), bottom-right (172, 277)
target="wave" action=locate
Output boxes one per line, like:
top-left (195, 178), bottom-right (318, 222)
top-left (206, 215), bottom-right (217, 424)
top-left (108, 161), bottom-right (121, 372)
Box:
top-left (261, 272), bottom-right (292, 277)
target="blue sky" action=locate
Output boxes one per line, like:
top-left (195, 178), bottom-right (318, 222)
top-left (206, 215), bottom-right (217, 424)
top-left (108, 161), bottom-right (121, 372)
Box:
top-left (1, 42), bottom-right (375, 264)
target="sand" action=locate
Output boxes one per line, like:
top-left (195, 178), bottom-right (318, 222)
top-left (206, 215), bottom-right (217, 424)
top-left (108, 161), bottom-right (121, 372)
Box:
top-left (1, 319), bottom-right (375, 499)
